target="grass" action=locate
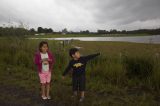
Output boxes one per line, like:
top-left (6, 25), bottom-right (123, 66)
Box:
top-left (29, 33), bottom-right (150, 38)
top-left (0, 37), bottom-right (160, 106)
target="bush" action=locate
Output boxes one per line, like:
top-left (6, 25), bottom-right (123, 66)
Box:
top-left (123, 56), bottom-right (154, 79)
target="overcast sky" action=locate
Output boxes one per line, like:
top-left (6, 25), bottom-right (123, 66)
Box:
top-left (0, 0), bottom-right (160, 31)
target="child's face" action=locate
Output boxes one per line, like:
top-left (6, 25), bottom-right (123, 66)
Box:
top-left (41, 44), bottom-right (48, 53)
top-left (73, 51), bottom-right (81, 59)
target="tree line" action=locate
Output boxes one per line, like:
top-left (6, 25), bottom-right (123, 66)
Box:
top-left (97, 29), bottom-right (160, 35)
top-left (0, 26), bottom-right (160, 37)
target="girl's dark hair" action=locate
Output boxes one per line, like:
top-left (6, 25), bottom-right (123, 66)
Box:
top-left (69, 48), bottom-right (79, 57)
top-left (39, 41), bottom-right (49, 52)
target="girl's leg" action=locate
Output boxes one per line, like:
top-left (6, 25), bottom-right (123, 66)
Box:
top-left (46, 83), bottom-right (50, 97)
top-left (41, 83), bottom-right (46, 97)
top-left (46, 72), bottom-right (51, 98)
top-left (39, 73), bottom-right (47, 99)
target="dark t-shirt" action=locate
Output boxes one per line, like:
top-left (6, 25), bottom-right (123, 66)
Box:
top-left (63, 53), bottom-right (100, 77)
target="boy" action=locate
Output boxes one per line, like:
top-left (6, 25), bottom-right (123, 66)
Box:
top-left (62, 48), bottom-right (100, 102)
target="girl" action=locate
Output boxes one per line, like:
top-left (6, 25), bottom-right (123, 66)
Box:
top-left (34, 41), bottom-right (55, 100)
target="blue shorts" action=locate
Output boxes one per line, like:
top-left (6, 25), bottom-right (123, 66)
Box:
top-left (72, 75), bottom-right (86, 91)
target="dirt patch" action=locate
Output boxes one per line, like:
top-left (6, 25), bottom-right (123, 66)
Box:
top-left (0, 84), bottom-right (60, 106)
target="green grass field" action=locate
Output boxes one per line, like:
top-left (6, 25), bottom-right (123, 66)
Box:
top-left (0, 37), bottom-right (160, 106)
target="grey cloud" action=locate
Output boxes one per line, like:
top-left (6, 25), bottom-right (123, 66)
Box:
top-left (93, 0), bottom-right (160, 25)
top-left (0, 0), bottom-right (160, 31)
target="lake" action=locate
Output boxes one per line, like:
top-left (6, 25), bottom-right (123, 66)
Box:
top-left (31, 35), bottom-right (160, 44)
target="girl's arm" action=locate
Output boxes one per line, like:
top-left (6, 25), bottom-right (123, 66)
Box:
top-left (48, 52), bottom-right (55, 71)
top-left (48, 52), bottom-right (55, 65)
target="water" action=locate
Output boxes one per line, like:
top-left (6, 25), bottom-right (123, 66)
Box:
top-left (30, 35), bottom-right (160, 44)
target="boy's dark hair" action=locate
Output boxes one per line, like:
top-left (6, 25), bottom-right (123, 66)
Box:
top-left (69, 48), bottom-right (79, 57)
top-left (39, 41), bottom-right (49, 52)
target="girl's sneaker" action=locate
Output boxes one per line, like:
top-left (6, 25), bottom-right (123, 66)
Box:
top-left (47, 96), bottom-right (51, 99)
top-left (41, 96), bottom-right (47, 100)
top-left (79, 97), bottom-right (85, 102)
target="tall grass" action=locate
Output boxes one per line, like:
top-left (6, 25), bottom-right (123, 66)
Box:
top-left (0, 38), bottom-right (160, 89)
top-left (0, 38), bottom-right (160, 105)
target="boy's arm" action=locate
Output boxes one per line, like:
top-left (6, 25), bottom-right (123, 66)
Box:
top-left (62, 61), bottom-right (72, 76)
top-left (84, 53), bottom-right (100, 62)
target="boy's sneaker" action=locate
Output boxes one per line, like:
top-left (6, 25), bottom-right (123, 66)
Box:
top-left (79, 97), bottom-right (85, 102)
top-left (71, 92), bottom-right (77, 98)
top-left (41, 96), bottom-right (47, 100)
top-left (71, 94), bottom-right (77, 98)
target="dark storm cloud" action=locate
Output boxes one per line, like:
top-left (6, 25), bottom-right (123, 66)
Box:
top-left (0, 0), bottom-right (160, 31)
top-left (93, 0), bottom-right (160, 25)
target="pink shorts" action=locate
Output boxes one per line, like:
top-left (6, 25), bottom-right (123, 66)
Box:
top-left (39, 71), bottom-right (51, 84)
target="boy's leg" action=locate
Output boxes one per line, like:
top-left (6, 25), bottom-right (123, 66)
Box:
top-left (79, 91), bottom-right (85, 102)
top-left (72, 76), bottom-right (78, 97)
top-left (79, 75), bottom-right (86, 101)
top-left (80, 91), bottom-right (85, 98)
top-left (73, 91), bottom-right (78, 96)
